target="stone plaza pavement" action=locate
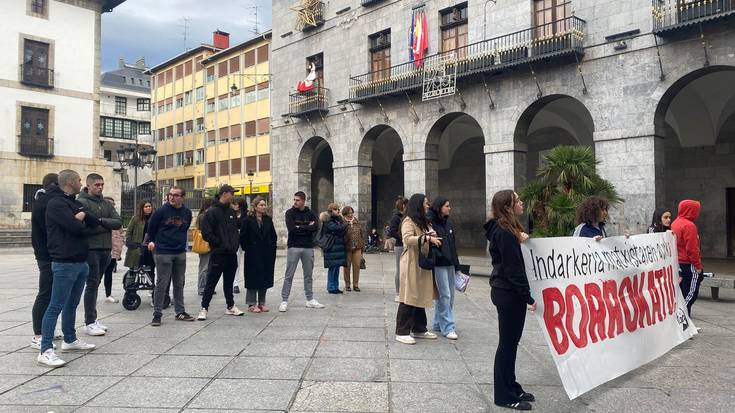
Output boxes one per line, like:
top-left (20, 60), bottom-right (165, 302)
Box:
top-left (0, 248), bottom-right (733, 412)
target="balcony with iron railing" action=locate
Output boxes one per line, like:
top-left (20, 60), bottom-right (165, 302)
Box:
top-left (349, 16), bottom-right (586, 103)
top-left (652, 0), bottom-right (735, 34)
top-left (18, 135), bottom-right (54, 157)
top-left (287, 86), bottom-right (330, 117)
top-left (20, 64), bottom-right (54, 88)
top-left (362, 0), bottom-right (387, 6)
top-left (301, 2), bottom-right (325, 32)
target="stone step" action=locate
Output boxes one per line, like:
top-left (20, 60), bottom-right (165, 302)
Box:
top-left (0, 230), bottom-right (32, 248)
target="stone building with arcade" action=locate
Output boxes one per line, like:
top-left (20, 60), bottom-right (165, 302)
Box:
top-left (270, 0), bottom-right (735, 257)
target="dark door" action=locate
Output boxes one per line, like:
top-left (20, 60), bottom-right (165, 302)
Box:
top-left (727, 188), bottom-right (735, 257)
top-left (20, 107), bottom-right (50, 155)
top-left (23, 39), bottom-right (50, 86)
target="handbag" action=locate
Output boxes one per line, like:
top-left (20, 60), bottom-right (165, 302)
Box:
top-left (318, 226), bottom-right (335, 250)
top-left (418, 235), bottom-right (436, 270)
top-left (360, 256), bottom-right (366, 269)
top-left (191, 228), bottom-right (210, 254)
top-left (454, 270), bottom-right (470, 292)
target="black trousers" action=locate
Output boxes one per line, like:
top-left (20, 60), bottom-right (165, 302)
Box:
top-left (201, 252), bottom-right (237, 310)
top-left (32, 260), bottom-right (53, 336)
top-left (84, 249), bottom-right (111, 325)
top-left (491, 287), bottom-right (527, 405)
top-left (395, 303), bottom-right (428, 335)
top-left (103, 258), bottom-right (117, 297)
top-left (679, 263), bottom-right (703, 317)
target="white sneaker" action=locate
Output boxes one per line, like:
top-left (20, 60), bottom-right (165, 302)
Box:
top-left (93, 320), bottom-right (108, 331)
top-left (394, 294), bottom-right (400, 303)
top-left (305, 299), bottom-right (325, 309)
top-left (85, 323), bottom-right (106, 336)
top-left (278, 301), bottom-right (288, 312)
top-left (37, 349), bottom-right (65, 367)
top-left (197, 308), bottom-right (208, 321)
top-left (61, 339), bottom-right (96, 352)
top-left (396, 335), bottom-right (416, 345)
top-left (446, 331), bottom-right (458, 340)
top-left (225, 306), bottom-right (244, 316)
top-left (106, 296), bottom-right (119, 303)
top-left (30, 336), bottom-right (56, 350)
top-left (696, 327), bottom-right (702, 333)
top-left (412, 331), bottom-right (438, 339)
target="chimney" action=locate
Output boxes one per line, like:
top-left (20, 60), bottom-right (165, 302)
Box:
top-left (213, 30), bottom-right (230, 49)
top-left (118, 57), bottom-right (125, 69)
top-left (135, 57), bottom-right (146, 69)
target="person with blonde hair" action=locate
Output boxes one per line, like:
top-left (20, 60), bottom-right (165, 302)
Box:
top-left (239, 196), bottom-right (277, 312)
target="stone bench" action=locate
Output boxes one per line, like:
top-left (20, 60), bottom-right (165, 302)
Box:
top-left (702, 275), bottom-right (735, 301)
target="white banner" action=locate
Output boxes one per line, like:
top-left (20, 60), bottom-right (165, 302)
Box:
top-left (521, 232), bottom-right (697, 399)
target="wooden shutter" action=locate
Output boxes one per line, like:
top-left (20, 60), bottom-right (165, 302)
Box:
top-left (245, 121), bottom-right (256, 137)
top-left (23, 40), bottom-right (50, 86)
top-left (218, 61), bottom-right (228, 77)
top-left (257, 118), bottom-right (270, 134)
top-left (175, 64), bottom-right (183, 78)
top-left (219, 160), bottom-right (229, 175)
top-left (208, 162), bottom-right (216, 176)
top-left (231, 157), bottom-right (242, 174)
top-left (245, 156), bottom-right (257, 172)
top-left (258, 154), bottom-right (270, 171)
top-left (219, 126), bottom-right (229, 139)
top-left (257, 45), bottom-right (268, 62)
top-left (184, 61), bottom-right (192, 76)
top-left (229, 56), bottom-right (240, 73)
top-left (244, 50), bottom-right (255, 67)
top-left (230, 124), bottom-right (241, 139)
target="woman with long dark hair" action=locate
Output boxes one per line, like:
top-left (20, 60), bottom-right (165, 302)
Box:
top-left (429, 197), bottom-right (460, 339)
top-left (389, 197), bottom-right (408, 302)
top-left (648, 208), bottom-right (672, 233)
top-left (124, 200), bottom-right (155, 272)
top-left (395, 194), bottom-right (441, 345)
top-left (484, 190), bottom-right (536, 410)
top-left (239, 196), bottom-right (277, 312)
top-left (195, 198), bottom-right (213, 295)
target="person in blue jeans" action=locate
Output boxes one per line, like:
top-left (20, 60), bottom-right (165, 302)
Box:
top-left (320, 203), bottom-right (346, 294)
top-left (428, 197), bottom-right (461, 340)
top-left (38, 169), bottom-right (100, 367)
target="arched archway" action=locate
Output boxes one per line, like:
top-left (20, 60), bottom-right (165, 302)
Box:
top-left (655, 66), bottom-right (735, 257)
top-left (514, 95), bottom-right (595, 187)
top-left (297, 136), bottom-right (334, 214)
top-left (425, 113), bottom-right (486, 251)
top-left (358, 125), bottom-right (404, 231)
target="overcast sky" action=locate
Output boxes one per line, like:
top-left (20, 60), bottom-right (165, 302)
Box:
top-left (101, 0), bottom-right (271, 72)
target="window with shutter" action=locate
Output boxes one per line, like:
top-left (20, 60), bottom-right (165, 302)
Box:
top-left (244, 50), bottom-right (256, 67)
top-left (258, 154), bottom-right (270, 171)
top-left (219, 126), bottom-right (230, 142)
top-left (220, 160), bottom-right (229, 176)
top-left (257, 45), bottom-right (268, 63)
top-left (218, 61), bottom-right (228, 77)
top-left (231, 158), bottom-right (242, 174)
top-left (208, 162), bottom-right (217, 176)
top-left (22, 39), bottom-right (51, 87)
top-left (184, 61), bottom-right (192, 76)
top-left (230, 124), bottom-right (242, 140)
top-left (229, 56), bottom-right (240, 73)
top-left (19, 106), bottom-right (51, 156)
top-left (246, 156), bottom-right (257, 172)
top-left (175, 64), bottom-right (183, 79)
top-left (257, 118), bottom-right (270, 134)
top-left (245, 121), bottom-right (256, 137)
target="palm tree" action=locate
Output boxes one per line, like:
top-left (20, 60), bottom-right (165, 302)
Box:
top-left (520, 145), bottom-right (622, 237)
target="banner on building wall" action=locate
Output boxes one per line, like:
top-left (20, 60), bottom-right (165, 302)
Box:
top-left (409, 7), bottom-right (428, 67)
top-left (521, 232), bottom-right (697, 399)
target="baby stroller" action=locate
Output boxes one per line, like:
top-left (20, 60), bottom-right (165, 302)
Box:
top-left (122, 243), bottom-right (170, 310)
top-left (364, 234), bottom-right (380, 254)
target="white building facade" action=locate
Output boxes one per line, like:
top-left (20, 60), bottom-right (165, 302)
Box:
top-left (0, 0), bottom-right (125, 228)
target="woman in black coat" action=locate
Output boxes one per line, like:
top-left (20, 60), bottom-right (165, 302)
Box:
top-left (239, 196), bottom-right (277, 313)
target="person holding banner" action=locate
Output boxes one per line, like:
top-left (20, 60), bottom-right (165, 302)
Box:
top-left (648, 208), bottom-right (672, 233)
top-left (484, 190), bottom-right (536, 410)
top-left (574, 196), bottom-right (609, 240)
top-left (395, 194), bottom-right (440, 345)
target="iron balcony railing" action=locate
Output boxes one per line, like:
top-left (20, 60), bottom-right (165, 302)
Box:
top-left (302, 2), bottom-right (325, 32)
top-left (20, 64), bottom-right (54, 88)
top-left (288, 86), bottom-right (330, 117)
top-left (18, 135), bottom-right (54, 157)
top-left (349, 16), bottom-right (586, 102)
top-left (652, 0), bottom-right (735, 33)
top-left (362, 0), bottom-right (387, 6)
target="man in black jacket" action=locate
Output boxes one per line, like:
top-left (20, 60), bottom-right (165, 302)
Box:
top-left (30, 173), bottom-right (58, 350)
top-left (38, 170), bottom-right (100, 368)
top-left (197, 185), bottom-right (244, 320)
top-left (278, 191), bottom-right (324, 312)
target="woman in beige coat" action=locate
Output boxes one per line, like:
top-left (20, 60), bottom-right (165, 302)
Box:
top-left (395, 193), bottom-right (441, 345)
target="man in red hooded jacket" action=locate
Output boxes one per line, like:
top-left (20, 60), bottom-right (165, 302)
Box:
top-left (671, 199), bottom-right (703, 316)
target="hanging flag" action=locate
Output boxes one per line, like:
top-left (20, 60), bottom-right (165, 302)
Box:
top-left (411, 9), bottom-right (427, 68)
top-left (408, 11), bottom-right (415, 62)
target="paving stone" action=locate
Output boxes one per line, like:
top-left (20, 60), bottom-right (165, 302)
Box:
top-left (390, 382), bottom-right (490, 413)
top-left (218, 356), bottom-right (310, 379)
top-left (390, 359), bottom-right (474, 383)
top-left (315, 340), bottom-right (387, 358)
top-left (388, 341), bottom-right (462, 360)
top-left (188, 378), bottom-right (299, 410)
top-left (96, 337), bottom-right (181, 354)
top-left (305, 357), bottom-right (388, 382)
top-left (255, 325), bottom-right (325, 340)
top-left (47, 353), bottom-right (156, 376)
top-left (166, 336), bottom-right (249, 356)
top-left (241, 339), bottom-right (319, 357)
top-left (291, 381), bottom-right (390, 412)
top-left (0, 374), bottom-right (36, 394)
top-left (322, 327), bottom-right (387, 342)
top-left (0, 375), bottom-right (120, 406)
top-left (87, 377), bottom-right (209, 408)
top-left (0, 352), bottom-right (84, 375)
top-left (134, 355), bottom-right (233, 378)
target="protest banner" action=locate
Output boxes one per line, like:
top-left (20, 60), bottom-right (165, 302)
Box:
top-left (521, 231), bottom-right (697, 399)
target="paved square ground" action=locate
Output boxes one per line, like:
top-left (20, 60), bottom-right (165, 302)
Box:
top-left (0, 248), bottom-right (733, 412)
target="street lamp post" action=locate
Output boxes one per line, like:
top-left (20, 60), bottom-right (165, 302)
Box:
top-left (247, 170), bottom-right (255, 204)
top-left (117, 136), bottom-right (156, 214)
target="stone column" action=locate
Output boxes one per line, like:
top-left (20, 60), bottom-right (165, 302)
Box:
top-left (484, 142), bottom-right (527, 214)
top-left (595, 135), bottom-right (664, 235)
top-left (403, 149), bottom-right (439, 198)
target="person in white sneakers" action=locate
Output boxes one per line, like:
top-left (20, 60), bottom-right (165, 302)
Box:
top-left (38, 170), bottom-right (98, 367)
top-left (197, 185), bottom-right (244, 321)
top-left (279, 191), bottom-right (324, 312)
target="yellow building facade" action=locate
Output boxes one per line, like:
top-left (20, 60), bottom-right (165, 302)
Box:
top-left (148, 31), bottom-right (272, 197)
top-left (201, 32), bottom-right (272, 197)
